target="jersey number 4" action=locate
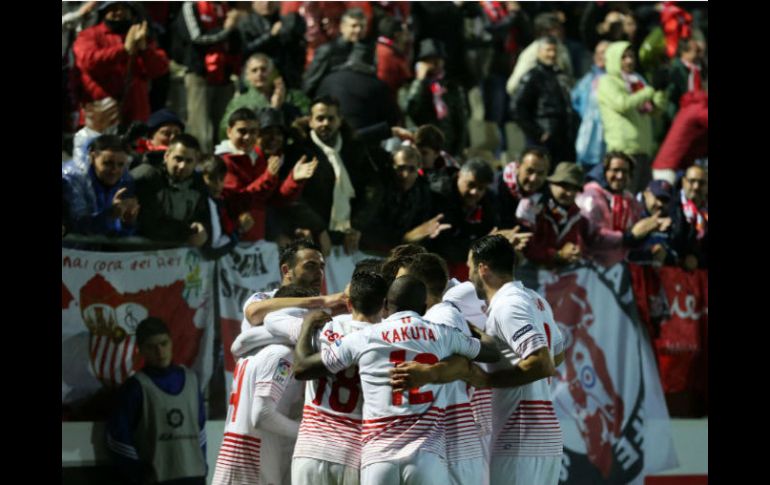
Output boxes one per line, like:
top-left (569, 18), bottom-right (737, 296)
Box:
top-left (390, 350), bottom-right (439, 405)
top-left (229, 358), bottom-right (249, 423)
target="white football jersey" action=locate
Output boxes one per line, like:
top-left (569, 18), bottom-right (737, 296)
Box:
top-left (211, 344), bottom-right (303, 485)
top-left (321, 311), bottom-right (481, 468)
top-left (264, 308), bottom-right (369, 468)
top-left (442, 281), bottom-right (488, 330)
top-left (424, 302), bottom-right (484, 463)
top-left (240, 289), bottom-right (279, 333)
top-left (485, 282), bottom-right (563, 458)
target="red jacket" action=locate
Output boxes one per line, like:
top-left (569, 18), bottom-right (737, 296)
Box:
top-left (518, 196), bottom-right (621, 267)
top-left (376, 39), bottom-right (412, 101)
top-left (652, 91), bottom-right (708, 171)
top-left (221, 147), bottom-right (305, 241)
top-left (73, 23), bottom-right (169, 123)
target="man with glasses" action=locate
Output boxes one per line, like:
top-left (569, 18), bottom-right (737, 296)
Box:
top-left (360, 146), bottom-right (447, 253)
top-left (672, 165), bottom-right (708, 270)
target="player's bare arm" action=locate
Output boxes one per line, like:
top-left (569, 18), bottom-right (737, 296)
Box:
top-left (484, 347), bottom-right (557, 388)
top-left (554, 350), bottom-right (565, 367)
top-left (389, 354), bottom-right (473, 392)
top-left (468, 323), bottom-right (503, 363)
top-left (245, 293), bottom-right (343, 326)
top-left (293, 310), bottom-right (333, 380)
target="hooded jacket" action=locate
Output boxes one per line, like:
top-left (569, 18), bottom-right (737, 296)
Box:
top-left (597, 41), bottom-right (665, 156)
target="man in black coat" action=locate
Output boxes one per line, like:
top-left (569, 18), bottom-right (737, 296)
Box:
top-left (316, 43), bottom-right (400, 133)
top-left (276, 95), bottom-right (390, 255)
top-left (510, 36), bottom-right (577, 165)
top-left (302, 7), bottom-right (368, 97)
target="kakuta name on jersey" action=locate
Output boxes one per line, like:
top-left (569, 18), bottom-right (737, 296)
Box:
top-left (381, 325), bottom-right (437, 343)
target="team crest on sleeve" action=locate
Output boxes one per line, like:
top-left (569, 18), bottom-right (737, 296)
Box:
top-left (273, 358), bottom-right (292, 384)
top-left (513, 324), bottom-right (533, 341)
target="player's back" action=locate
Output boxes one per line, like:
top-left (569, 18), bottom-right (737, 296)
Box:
top-left (293, 318), bottom-right (370, 468)
top-left (424, 302), bottom-right (485, 464)
top-left (322, 310), bottom-right (481, 467)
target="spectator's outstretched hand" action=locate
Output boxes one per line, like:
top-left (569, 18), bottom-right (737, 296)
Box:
top-left (404, 214), bottom-right (452, 242)
top-left (112, 187), bottom-right (140, 224)
top-left (631, 215), bottom-right (662, 239)
top-left (391, 127), bottom-right (414, 142)
top-left (556, 242), bottom-right (582, 264)
top-left (292, 156), bottom-right (319, 181)
top-left (491, 226), bottom-right (532, 251)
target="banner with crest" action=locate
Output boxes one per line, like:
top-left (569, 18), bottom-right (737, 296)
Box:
top-left (517, 262), bottom-right (680, 484)
top-left (62, 248), bottom-right (215, 407)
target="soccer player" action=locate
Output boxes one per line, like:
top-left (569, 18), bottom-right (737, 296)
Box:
top-left (395, 253), bottom-right (488, 485)
top-left (212, 285), bottom-right (308, 485)
top-left (293, 276), bottom-right (501, 485)
top-left (263, 271), bottom-right (389, 485)
top-left (232, 238), bottom-right (346, 358)
top-left (391, 235), bottom-right (564, 485)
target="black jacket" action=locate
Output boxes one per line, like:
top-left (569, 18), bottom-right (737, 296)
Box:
top-left (275, 124), bottom-right (390, 244)
top-left (426, 177), bottom-right (500, 265)
top-left (131, 164), bottom-right (211, 244)
top-left (510, 61), bottom-right (576, 146)
top-left (316, 65), bottom-right (400, 132)
top-left (302, 37), bottom-right (356, 97)
top-left (238, 11), bottom-right (306, 90)
top-left (360, 175), bottom-right (437, 252)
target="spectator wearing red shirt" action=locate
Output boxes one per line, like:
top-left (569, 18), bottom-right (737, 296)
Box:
top-left (72, 1), bottom-right (169, 126)
top-left (215, 107), bottom-right (318, 242)
top-left (375, 16), bottom-right (412, 103)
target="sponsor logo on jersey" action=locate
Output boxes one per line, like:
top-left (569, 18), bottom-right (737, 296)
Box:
top-left (513, 324), bottom-right (533, 341)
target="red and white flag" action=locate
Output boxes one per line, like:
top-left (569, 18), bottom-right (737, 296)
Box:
top-left (62, 248), bottom-right (215, 407)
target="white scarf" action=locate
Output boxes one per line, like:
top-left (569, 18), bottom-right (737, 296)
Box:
top-left (310, 130), bottom-right (356, 231)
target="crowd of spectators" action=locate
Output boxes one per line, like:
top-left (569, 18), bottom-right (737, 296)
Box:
top-left (62, 1), bottom-right (708, 416)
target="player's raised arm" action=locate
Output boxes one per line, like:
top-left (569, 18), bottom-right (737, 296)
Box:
top-left (245, 294), bottom-right (338, 326)
top-left (293, 310), bottom-right (333, 380)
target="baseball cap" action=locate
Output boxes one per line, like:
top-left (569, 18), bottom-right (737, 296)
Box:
top-left (257, 108), bottom-right (286, 132)
top-left (147, 109), bottom-right (185, 135)
top-left (647, 179), bottom-right (673, 200)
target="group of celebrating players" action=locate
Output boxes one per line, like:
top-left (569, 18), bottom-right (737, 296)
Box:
top-left (212, 234), bottom-right (565, 485)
